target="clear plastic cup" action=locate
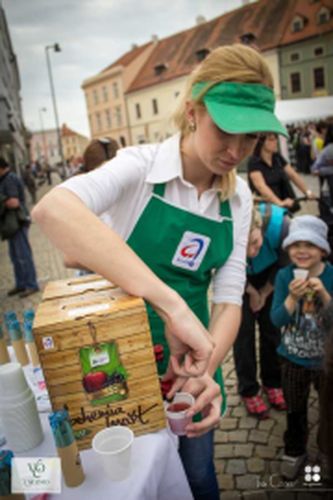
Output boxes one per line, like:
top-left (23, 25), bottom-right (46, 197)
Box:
top-left (165, 392), bottom-right (195, 436)
top-left (293, 268), bottom-right (309, 280)
top-left (92, 426), bottom-right (134, 481)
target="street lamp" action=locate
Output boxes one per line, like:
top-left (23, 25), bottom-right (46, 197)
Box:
top-left (45, 43), bottom-right (65, 178)
top-left (38, 107), bottom-right (47, 163)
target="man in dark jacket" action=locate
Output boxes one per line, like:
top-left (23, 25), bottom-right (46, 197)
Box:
top-left (0, 157), bottom-right (39, 297)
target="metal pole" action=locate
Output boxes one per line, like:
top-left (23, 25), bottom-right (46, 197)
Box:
top-left (45, 45), bottom-right (65, 178)
top-left (39, 107), bottom-right (48, 163)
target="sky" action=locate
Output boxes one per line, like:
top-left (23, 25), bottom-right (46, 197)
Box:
top-left (3, 0), bottom-right (244, 137)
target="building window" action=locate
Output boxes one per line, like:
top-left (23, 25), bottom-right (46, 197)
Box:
top-left (115, 106), bottom-right (122, 127)
top-left (313, 67), bottom-right (325, 89)
top-left (119, 136), bottom-right (126, 147)
top-left (96, 112), bottom-right (102, 131)
top-left (195, 48), bottom-right (210, 62)
top-left (314, 46), bottom-right (324, 56)
top-left (317, 7), bottom-right (330, 25)
top-left (290, 52), bottom-right (300, 62)
top-left (135, 103), bottom-right (141, 119)
top-left (290, 72), bottom-right (301, 93)
top-left (154, 63), bottom-right (167, 76)
top-left (105, 109), bottom-right (112, 128)
top-left (137, 135), bottom-right (146, 144)
top-left (152, 98), bottom-right (158, 115)
top-left (174, 91), bottom-right (180, 98)
top-left (102, 86), bottom-right (108, 102)
top-left (112, 82), bottom-right (119, 99)
top-left (291, 16), bottom-right (305, 32)
top-left (93, 89), bottom-right (99, 105)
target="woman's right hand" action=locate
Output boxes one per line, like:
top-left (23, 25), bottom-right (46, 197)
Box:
top-left (280, 198), bottom-right (295, 209)
top-left (162, 301), bottom-right (214, 378)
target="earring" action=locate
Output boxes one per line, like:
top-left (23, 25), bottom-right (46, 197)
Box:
top-left (189, 122), bottom-right (196, 132)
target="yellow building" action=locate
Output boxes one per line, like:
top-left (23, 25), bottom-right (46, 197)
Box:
top-left (81, 42), bottom-right (155, 147)
top-left (61, 124), bottom-right (89, 162)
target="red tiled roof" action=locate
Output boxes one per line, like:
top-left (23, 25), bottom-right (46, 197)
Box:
top-left (126, 0), bottom-right (298, 93)
top-left (280, 0), bottom-right (333, 46)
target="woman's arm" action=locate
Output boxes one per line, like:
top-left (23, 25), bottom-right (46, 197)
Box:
top-left (32, 188), bottom-right (213, 376)
top-left (284, 164), bottom-right (313, 197)
top-left (249, 171), bottom-right (286, 206)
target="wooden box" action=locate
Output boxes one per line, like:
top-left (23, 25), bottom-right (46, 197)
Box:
top-left (33, 282), bottom-right (166, 450)
top-left (42, 274), bottom-right (116, 300)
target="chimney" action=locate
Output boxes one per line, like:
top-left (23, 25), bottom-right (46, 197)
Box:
top-left (131, 43), bottom-right (138, 50)
top-left (196, 15), bottom-right (206, 25)
top-left (151, 34), bottom-right (158, 43)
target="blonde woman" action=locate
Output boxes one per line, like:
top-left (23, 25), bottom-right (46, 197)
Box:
top-left (32, 44), bottom-right (287, 499)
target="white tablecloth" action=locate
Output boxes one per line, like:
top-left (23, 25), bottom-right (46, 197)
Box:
top-left (3, 351), bottom-right (193, 500)
top-left (20, 414), bottom-right (193, 500)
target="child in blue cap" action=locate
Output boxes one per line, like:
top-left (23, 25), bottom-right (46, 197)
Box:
top-left (271, 215), bottom-right (333, 480)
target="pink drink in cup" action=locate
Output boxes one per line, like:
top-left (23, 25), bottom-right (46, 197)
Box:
top-left (166, 392), bottom-right (195, 436)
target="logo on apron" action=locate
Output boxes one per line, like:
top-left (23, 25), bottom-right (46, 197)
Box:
top-left (172, 231), bottom-right (211, 271)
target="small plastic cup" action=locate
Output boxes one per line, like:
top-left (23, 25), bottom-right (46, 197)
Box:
top-left (165, 392), bottom-right (195, 436)
top-left (92, 426), bottom-right (134, 481)
top-left (293, 268), bottom-right (309, 280)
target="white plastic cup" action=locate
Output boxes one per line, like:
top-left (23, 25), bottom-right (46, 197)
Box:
top-left (92, 426), bottom-right (134, 481)
top-left (293, 268), bottom-right (309, 280)
top-left (165, 392), bottom-right (195, 436)
top-left (0, 362), bottom-right (28, 397)
top-left (0, 362), bottom-right (43, 452)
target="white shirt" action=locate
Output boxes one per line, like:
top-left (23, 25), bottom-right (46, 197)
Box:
top-left (61, 134), bottom-right (252, 305)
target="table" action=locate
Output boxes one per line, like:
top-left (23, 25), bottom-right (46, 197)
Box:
top-left (3, 350), bottom-right (194, 500)
top-left (20, 414), bottom-right (193, 500)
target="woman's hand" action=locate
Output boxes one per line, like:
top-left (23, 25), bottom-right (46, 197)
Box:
top-left (289, 277), bottom-right (308, 300)
top-left (280, 198), bottom-right (295, 209)
top-left (164, 371), bottom-right (222, 438)
top-left (161, 301), bottom-right (214, 378)
top-left (305, 190), bottom-right (316, 200)
top-left (248, 288), bottom-right (263, 312)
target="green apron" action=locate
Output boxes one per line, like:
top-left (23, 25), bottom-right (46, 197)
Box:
top-left (127, 182), bottom-right (233, 416)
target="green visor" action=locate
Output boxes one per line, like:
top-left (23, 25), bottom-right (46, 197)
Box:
top-left (192, 82), bottom-right (288, 137)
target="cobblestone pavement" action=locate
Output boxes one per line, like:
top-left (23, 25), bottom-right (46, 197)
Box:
top-left (1, 174), bottom-right (332, 499)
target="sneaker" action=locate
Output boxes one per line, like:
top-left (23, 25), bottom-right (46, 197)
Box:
top-left (263, 387), bottom-right (287, 411)
top-left (7, 287), bottom-right (25, 296)
top-left (281, 453), bottom-right (307, 480)
top-left (19, 288), bottom-right (39, 298)
top-left (242, 394), bottom-right (269, 419)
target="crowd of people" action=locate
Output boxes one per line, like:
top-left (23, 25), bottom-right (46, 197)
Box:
top-left (1, 42), bottom-right (333, 497)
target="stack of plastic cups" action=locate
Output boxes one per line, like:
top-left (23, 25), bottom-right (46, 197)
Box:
top-left (7, 320), bottom-right (29, 367)
top-left (0, 363), bottom-right (43, 452)
top-left (0, 324), bottom-right (10, 365)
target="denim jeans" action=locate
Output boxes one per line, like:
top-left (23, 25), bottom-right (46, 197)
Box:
top-left (178, 431), bottom-right (219, 500)
top-left (8, 226), bottom-right (38, 290)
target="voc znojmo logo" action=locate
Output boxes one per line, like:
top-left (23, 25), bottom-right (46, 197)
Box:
top-left (12, 457), bottom-right (61, 494)
top-left (172, 231), bottom-right (211, 271)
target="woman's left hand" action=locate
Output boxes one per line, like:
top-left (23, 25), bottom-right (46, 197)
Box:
top-left (164, 371), bottom-right (222, 438)
top-left (305, 190), bottom-right (316, 199)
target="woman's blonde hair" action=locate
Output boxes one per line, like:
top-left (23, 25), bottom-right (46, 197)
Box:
top-left (174, 44), bottom-right (274, 200)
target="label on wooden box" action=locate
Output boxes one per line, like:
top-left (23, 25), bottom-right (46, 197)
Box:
top-left (33, 286), bottom-right (166, 450)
